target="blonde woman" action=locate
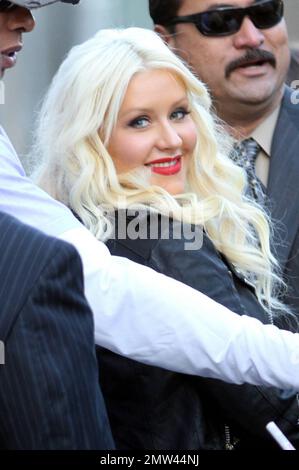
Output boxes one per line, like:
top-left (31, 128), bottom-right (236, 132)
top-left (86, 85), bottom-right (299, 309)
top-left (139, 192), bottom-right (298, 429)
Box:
top-left (33, 28), bottom-right (299, 450)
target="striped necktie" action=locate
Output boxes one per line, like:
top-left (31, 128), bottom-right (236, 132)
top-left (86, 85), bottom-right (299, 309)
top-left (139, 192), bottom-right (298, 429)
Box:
top-left (231, 138), bottom-right (265, 205)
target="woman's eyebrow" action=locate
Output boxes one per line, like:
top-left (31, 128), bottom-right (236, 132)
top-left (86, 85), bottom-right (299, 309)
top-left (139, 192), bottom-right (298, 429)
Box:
top-left (120, 97), bottom-right (189, 118)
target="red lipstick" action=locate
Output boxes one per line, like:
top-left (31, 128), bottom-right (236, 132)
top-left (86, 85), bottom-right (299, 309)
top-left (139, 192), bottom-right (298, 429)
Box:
top-left (146, 156), bottom-right (182, 176)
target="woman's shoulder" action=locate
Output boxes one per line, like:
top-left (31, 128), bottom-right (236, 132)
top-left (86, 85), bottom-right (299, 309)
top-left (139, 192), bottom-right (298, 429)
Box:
top-left (106, 209), bottom-right (162, 261)
top-left (106, 209), bottom-right (205, 261)
top-left (106, 209), bottom-right (228, 284)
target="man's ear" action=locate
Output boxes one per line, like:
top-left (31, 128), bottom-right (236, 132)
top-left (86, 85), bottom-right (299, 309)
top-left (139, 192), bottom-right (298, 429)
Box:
top-left (154, 24), bottom-right (176, 47)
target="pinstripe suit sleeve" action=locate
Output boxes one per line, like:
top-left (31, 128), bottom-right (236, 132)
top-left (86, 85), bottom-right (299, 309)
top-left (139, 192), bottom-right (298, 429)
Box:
top-left (0, 236), bottom-right (114, 450)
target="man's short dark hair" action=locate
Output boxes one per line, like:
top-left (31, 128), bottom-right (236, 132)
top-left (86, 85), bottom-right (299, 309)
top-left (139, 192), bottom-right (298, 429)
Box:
top-left (148, 0), bottom-right (182, 26)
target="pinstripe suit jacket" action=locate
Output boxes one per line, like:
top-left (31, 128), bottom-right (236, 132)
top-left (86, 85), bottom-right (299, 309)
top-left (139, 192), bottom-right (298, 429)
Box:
top-left (0, 211), bottom-right (114, 449)
top-left (267, 87), bottom-right (299, 318)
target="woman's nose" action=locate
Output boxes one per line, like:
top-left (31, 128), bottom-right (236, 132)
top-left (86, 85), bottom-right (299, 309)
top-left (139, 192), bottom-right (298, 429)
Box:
top-left (156, 122), bottom-right (183, 150)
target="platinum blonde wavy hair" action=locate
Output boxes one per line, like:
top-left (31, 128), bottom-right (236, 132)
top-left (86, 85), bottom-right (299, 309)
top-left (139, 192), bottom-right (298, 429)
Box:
top-left (32, 27), bottom-right (288, 317)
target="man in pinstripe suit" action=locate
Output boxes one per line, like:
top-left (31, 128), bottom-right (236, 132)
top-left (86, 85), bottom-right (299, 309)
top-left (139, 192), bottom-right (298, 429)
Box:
top-left (0, 0), bottom-right (116, 450)
top-left (150, 0), bottom-right (299, 318)
top-left (0, 211), bottom-right (114, 449)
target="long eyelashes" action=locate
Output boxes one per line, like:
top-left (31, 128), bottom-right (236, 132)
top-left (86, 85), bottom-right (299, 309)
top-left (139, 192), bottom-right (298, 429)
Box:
top-left (128, 107), bottom-right (191, 129)
top-left (128, 116), bottom-right (149, 129)
top-left (171, 108), bottom-right (191, 120)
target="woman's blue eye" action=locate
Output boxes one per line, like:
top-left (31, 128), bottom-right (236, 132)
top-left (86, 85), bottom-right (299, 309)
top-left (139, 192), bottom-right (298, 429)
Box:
top-left (129, 117), bottom-right (149, 129)
top-left (171, 108), bottom-right (190, 120)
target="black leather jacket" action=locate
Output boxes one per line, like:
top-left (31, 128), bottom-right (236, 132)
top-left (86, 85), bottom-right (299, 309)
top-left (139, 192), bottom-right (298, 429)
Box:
top-left (97, 211), bottom-right (299, 450)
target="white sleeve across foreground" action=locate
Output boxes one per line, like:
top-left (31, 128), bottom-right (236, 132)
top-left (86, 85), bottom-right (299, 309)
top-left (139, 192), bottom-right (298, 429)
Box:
top-left (0, 128), bottom-right (81, 236)
top-left (60, 227), bottom-right (299, 391)
top-left (1, 129), bottom-right (298, 390)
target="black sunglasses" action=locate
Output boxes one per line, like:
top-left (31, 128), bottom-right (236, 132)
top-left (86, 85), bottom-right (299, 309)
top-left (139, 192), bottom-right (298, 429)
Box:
top-left (167, 0), bottom-right (284, 37)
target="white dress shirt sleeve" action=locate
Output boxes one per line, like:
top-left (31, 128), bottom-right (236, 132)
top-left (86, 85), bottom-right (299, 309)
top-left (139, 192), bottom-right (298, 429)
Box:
top-left (0, 127), bottom-right (81, 236)
top-left (61, 226), bottom-right (299, 391)
top-left (1, 127), bottom-right (299, 390)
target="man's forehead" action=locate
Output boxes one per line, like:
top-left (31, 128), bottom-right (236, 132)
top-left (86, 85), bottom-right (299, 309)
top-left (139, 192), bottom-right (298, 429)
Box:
top-left (177, 0), bottom-right (258, 15)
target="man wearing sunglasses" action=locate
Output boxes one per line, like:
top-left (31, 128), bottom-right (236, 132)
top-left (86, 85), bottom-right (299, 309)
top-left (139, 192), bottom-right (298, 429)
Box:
top-left (150, 0), bottom-right (299, 319)
top-left (149, 0), bottom-right (299, 450)
top-left (2, 1), bottom-right (299, 451)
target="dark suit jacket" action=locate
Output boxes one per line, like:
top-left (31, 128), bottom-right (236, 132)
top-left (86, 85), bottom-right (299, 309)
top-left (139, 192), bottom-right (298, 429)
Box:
top-left (267, 86), bottom-right (299, 317)
top-left (0, 211), bottom-right (114, 450)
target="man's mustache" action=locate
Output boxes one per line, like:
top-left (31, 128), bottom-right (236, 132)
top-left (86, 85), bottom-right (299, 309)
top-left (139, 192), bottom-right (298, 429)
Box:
top-left (225, 49), bottom-right (276, 78)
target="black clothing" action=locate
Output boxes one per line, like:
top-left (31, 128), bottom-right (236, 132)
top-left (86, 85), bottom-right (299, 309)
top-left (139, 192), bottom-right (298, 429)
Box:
top-left (96, 211), bottom-right (299, 450)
